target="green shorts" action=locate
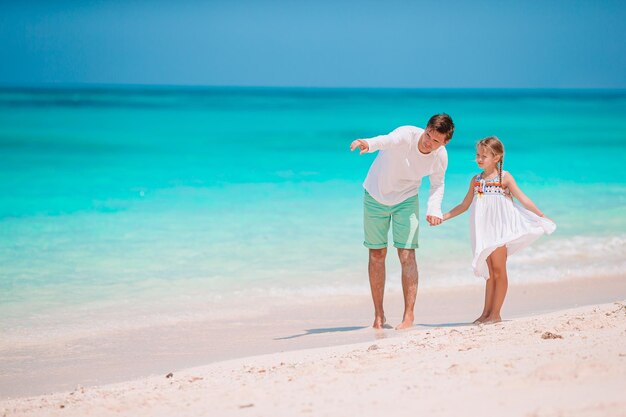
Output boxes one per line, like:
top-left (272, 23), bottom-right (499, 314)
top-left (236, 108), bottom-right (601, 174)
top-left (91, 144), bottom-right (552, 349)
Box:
top-left (363, 190), bottom-right (419, 249)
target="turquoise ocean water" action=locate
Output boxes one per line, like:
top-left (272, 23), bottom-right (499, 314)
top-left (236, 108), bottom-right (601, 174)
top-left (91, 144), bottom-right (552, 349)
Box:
top-left (1, 87), bottom-right (625, 343)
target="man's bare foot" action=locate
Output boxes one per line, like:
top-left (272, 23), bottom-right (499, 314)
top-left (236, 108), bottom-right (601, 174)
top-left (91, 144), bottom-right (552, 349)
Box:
top-left (483, 315), bottom-right (502, 324)
top-left (373, 315), bottom-right (386, 329)
top-left (395, 314), bottom-right (414, 330)
top-left (473, 315), bottom-right (489, 324)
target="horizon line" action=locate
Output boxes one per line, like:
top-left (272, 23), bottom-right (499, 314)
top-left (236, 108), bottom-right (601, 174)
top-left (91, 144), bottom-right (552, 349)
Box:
top-left (1, 83), bottom-right (626, 93)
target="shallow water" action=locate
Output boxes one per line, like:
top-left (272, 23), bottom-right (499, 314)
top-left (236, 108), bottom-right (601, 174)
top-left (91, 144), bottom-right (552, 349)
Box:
top-left (1, 87), bottom-right (625, 343)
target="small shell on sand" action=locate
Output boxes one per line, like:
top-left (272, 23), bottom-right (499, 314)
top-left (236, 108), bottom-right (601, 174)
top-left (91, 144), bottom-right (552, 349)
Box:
top-left (541, 332), bottom-right (563, 339)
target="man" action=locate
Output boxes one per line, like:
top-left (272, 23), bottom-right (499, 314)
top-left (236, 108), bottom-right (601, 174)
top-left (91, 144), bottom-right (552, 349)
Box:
top-left (350, 114), bottom-right (455, 330)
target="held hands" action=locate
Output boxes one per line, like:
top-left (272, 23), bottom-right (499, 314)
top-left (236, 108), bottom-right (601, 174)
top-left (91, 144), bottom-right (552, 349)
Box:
top-left (350, 139), bottom-right (369, 154)
top-left (426, 215), bottom-right (443, 226)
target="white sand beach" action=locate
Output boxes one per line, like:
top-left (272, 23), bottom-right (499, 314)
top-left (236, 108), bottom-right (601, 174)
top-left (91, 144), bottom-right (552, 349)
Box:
top-left (2, 276), bottom-right (626, 417)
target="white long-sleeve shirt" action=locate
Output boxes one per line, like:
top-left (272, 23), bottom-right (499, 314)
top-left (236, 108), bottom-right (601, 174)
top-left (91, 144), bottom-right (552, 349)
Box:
top-left (362, 125), bottom-right (448, 218)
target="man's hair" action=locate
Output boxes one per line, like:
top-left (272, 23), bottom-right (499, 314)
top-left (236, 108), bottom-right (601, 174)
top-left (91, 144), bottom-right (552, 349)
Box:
top-left (426, 114), bottom-right (455, 142)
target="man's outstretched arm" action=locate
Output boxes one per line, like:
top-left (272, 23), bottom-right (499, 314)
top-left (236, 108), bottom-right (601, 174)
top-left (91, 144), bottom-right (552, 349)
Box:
top-left (350, 126), bottom-right (412, 154)
top-left (350, 139), bottom-right (370, 154)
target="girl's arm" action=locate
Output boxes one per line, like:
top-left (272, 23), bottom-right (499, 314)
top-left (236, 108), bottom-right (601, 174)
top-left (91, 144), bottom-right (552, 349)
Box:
top-left (443, 177), bottom-right (474, 221)
top-left (502, 173), bottom-right (546, 217)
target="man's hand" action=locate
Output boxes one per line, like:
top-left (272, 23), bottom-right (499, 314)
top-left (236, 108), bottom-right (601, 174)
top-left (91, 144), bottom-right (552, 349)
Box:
top-left (350, 139), bottom-right (369, 154)
top-left (426, 215), bottom-right (443, 226)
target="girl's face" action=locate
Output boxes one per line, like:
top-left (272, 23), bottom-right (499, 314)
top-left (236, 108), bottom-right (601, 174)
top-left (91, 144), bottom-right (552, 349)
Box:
top-left (476, 146), bottom-right (501, 170)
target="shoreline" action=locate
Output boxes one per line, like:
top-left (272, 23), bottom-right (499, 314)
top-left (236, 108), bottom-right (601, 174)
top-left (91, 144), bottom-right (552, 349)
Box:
top-left (2, 298), bottom-right (625, 416)
top-left (1, 274), bottom-right (625, 401)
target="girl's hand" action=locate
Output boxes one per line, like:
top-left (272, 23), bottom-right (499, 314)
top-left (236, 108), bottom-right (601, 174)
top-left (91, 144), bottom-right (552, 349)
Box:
top-left (426, 215), bottom-right (443, 226)
top-left (350, 139), bottom-right (369, 154)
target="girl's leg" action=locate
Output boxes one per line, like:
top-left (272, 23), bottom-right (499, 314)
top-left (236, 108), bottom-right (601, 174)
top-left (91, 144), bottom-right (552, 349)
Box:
top-left (485, 246), bottom-right (508, 323)
top-left (474, 259), bottom-right (495, 324)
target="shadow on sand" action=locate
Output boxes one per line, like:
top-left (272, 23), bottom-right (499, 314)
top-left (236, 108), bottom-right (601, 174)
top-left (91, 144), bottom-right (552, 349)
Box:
top-left (274, 321), bottom-right (505, 340)
top-left (274, 326), bottom-right (369, 340)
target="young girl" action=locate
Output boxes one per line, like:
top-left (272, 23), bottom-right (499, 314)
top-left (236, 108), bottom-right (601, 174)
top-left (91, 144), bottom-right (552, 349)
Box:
top-left (443, 136), bottom-right (556, 324)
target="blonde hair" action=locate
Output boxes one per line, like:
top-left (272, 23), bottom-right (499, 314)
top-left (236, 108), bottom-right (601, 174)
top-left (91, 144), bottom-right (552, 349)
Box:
top-left (477, 136), bottom-right (505, 184)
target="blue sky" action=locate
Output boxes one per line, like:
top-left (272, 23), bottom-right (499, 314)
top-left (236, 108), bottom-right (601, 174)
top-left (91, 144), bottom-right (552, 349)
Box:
top-left (1, 0), bottom-right (625, 88)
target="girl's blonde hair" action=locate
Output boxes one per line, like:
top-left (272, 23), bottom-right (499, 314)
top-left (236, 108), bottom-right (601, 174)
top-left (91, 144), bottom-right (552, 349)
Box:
top-left (477, 136), bottom-right (505, 184)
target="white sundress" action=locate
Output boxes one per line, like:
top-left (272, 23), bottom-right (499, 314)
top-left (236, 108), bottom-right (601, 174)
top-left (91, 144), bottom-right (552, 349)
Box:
top-left (469, 171), bottom-right (556, 278)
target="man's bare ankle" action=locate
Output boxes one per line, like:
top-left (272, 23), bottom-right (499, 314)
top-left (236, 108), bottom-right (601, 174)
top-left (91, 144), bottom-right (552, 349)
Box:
top-left (395, 314), bottom-right (414, 330)
top-left (372, 314), bottom-right (386, 329)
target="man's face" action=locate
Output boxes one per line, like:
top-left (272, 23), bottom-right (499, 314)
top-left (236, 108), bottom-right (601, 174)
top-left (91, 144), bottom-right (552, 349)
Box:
top-left (420, 129), bottom-right (447, 153)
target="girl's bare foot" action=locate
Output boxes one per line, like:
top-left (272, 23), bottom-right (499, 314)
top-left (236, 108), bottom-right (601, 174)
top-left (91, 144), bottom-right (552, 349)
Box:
top-left (473, 315), bottom-right (488, 324)
top-left (373, 315), bottom-right (386, 329)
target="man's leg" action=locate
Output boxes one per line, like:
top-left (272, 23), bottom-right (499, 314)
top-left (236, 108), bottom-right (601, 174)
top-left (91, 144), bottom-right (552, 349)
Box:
top-left (369, 248), bottom-right (387, 329)
top-left (363, 191), bottom-right (392, 329)
top-left (390, 194), bottom-right (419, 330)
top-left (396, 248), bottom-right (417, 330)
